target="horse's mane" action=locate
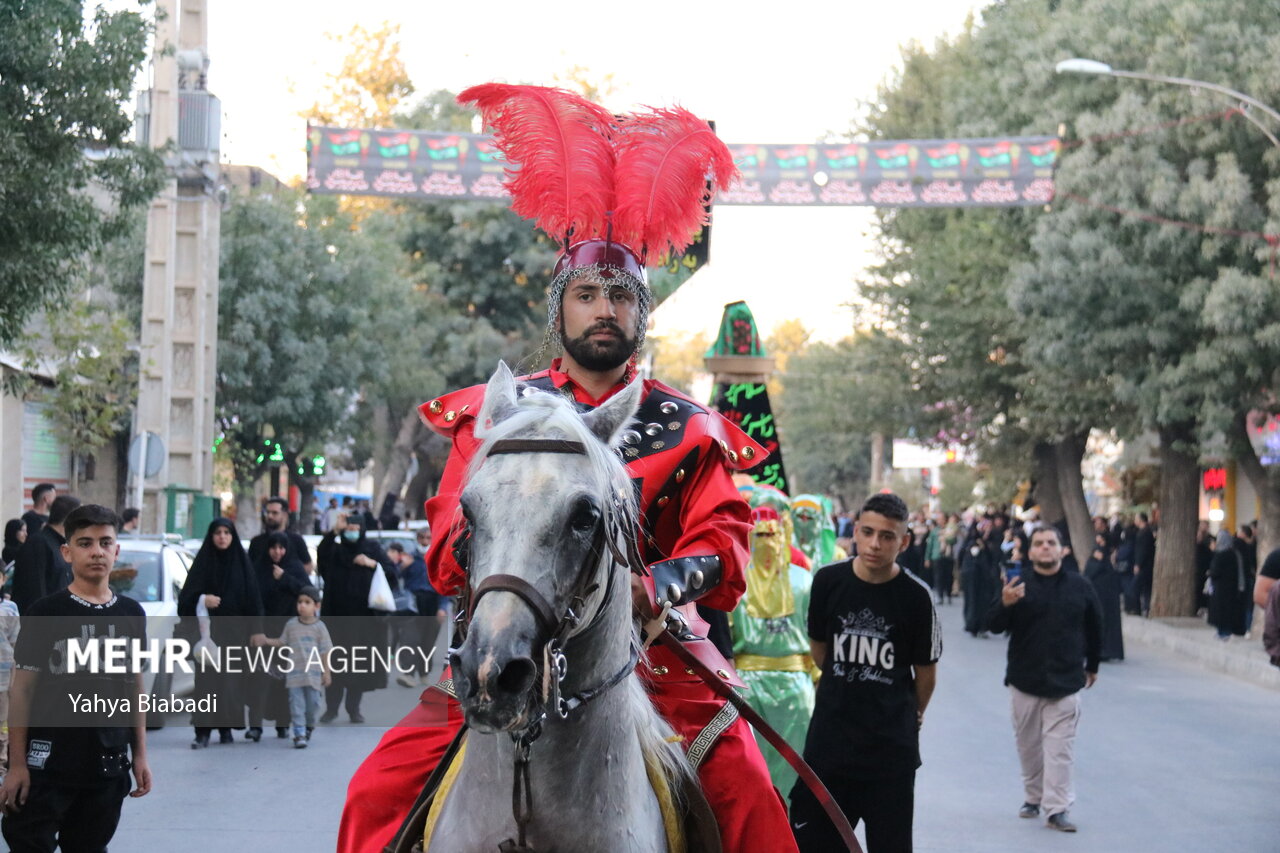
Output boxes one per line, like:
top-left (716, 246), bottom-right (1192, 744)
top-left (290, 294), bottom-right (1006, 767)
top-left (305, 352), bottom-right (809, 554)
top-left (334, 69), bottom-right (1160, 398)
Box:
top-left (468, 387), bottom-right (699, 809)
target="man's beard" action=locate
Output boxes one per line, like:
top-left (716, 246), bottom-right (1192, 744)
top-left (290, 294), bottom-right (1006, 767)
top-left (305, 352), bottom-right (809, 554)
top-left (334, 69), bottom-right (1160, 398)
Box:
top-left (561, 322), bottom-right (637, 371)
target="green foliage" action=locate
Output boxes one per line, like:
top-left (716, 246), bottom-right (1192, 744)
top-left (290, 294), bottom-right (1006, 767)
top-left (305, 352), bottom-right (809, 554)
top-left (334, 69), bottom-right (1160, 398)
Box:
top-left (937, 463), bottom-right (981, 513)
top-left (863, 0), bottom-right (1280, 462)
top-left (1011, 0), bottom-right (1280, 444)
top-left (215, 189), bottom-right (405, 483)
top-left (6, 300), bottom-right (136, 481)
top-left (858, 24), bottom-right (1040, 465)
top-left (0, 0), bottom-right (164, 347)
top-left (393, 200), bottom-right (554, 336)
top-left (774, 333), bottom-right (912, 505)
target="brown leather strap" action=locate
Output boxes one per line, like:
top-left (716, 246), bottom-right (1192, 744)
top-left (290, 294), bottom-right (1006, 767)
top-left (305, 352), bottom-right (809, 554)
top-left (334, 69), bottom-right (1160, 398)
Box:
top-left (655, 632), bottom-right (863, 853)
top-left (488, 439), bottom-right (586, 456)
top-left (472, 574), bottom-right (560, 637)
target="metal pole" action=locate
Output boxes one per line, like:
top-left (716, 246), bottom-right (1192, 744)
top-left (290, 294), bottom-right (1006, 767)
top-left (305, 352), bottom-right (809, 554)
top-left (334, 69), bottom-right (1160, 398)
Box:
top-left (133, 431), bottom-right (147, 533)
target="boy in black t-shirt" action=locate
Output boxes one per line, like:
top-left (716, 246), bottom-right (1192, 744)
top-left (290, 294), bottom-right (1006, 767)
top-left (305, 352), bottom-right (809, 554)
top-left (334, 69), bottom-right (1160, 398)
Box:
top-left (1, 505), bottom-right (151, 853)
top-left (790, 493), bottom-right (941, 853)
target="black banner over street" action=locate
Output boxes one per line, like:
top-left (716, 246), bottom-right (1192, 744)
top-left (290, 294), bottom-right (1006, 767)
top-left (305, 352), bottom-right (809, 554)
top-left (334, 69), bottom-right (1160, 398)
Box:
top-left (306, 125), bottom-right (1059, 208)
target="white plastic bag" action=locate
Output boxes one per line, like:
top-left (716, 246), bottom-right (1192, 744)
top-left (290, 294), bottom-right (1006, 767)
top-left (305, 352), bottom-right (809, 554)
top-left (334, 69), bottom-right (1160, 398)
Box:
top-left (367, 565), bottom-right (396, 613)
top-left (193, 596), bottom-right (219, 659)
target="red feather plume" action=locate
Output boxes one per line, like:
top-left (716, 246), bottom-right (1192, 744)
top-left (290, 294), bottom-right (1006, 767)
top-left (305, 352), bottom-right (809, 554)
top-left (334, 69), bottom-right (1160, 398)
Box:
top-left (457, 84), bottom-right (616, 244)
top-left (611, 107), bottom-right (738, 260)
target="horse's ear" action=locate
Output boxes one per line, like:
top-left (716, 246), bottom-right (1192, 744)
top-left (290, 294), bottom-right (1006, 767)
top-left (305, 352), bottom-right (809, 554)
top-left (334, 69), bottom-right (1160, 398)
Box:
top-left (479, 361), bottom-right (519, 428)
top-left (582, 379), bottom-right (642, 447)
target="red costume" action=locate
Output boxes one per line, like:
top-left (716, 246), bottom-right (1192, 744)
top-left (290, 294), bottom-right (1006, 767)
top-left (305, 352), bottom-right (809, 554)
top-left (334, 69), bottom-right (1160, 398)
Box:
top-left (338, 362), bottom-right (799, 853)
top-left (340, 82), bottom-right (796, 852)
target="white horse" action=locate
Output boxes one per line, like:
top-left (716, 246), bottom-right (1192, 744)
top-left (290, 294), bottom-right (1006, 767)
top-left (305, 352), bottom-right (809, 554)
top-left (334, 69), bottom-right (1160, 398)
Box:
top-left (426, 364), bottom-right (710, 853)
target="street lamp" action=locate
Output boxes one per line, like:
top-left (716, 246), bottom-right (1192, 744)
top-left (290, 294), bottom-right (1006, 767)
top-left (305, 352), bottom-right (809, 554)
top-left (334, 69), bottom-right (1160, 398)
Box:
top-left (1055, 57), bottom-right (1280, 148)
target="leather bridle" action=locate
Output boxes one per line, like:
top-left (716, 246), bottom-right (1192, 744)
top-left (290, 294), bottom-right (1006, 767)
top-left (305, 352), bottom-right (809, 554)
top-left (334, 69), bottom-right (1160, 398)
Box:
top-left (456, 436), bottom-right (640, 853)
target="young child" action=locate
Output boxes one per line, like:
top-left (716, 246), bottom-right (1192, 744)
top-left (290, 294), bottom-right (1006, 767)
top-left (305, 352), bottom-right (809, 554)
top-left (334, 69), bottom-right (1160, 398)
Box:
top-left (267, 586), bottom-right (332, 748)
top-left (0, 566), bottom-right (18, 774)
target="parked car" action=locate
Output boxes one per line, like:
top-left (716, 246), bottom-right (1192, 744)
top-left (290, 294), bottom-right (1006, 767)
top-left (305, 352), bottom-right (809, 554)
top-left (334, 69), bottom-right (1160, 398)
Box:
top-left (112, 535), bottom-right (197, 726)
top-left (365, 528), bottom-right (428, 557)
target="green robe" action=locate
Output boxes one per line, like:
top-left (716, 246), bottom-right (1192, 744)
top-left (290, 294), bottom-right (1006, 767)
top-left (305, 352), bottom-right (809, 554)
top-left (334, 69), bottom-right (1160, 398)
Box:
top-left (730, 563), bottom-right (815, 793)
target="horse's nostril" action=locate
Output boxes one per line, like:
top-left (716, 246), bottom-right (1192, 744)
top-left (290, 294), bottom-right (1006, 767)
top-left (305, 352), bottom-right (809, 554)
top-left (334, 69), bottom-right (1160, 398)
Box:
top-left (450, 653), bottom-right (478, 698)
top-left (495, 656), bottom-right (536, 696)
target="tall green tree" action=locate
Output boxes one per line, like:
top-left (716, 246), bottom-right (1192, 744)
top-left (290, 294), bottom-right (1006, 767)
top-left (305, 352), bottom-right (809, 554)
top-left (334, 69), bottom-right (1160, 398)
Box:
top-left (0, 0), bottom-right (164, 346)
top-left (216, 189), bottom-right (408, 529)
top-left (1012, 0), bottom-right (1280, 615)
top-left (861, 0), bottom-right (1280, 617)
top-left (775, 333), bottom-right (913, 507)
top-left (857, 24), bottom-right (1056, 518)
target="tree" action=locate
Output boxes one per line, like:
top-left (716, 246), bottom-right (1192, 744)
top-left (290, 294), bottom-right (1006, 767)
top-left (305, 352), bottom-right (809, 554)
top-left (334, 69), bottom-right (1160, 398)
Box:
top-left (6, 298), bottom-right (136, 495)
top-left (859, 0), bottom-right (1280, 616)
top-left (303, 22), bottom-right (414, 127)
top-left (216, 189), bottom-right (411, 531)
top-left (764, 319), bottom-right (811, 398)
top-left (857, 26), bottom-right (1050, 509)
top-left (1010, 0), bottom-right (1280, 615)
top-left (0, 0), bottom-right (164, 347)
top-left (649, 332), bottom-right (711, 397)
top-left (774, 333), bottom-right (912, 506)
top-left (937, 463), bottom-right (981, 514)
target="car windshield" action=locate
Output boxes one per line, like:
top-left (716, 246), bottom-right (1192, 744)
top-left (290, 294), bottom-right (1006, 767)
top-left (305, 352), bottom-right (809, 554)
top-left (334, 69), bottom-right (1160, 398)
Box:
top-left (112, 550), bottom-right (163, 603)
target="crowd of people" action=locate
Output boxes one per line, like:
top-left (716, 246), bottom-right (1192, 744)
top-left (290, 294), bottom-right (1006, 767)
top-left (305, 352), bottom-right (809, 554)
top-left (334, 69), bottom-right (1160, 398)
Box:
top-left (727, 493), bottom-right (1280, 848)
top-left (4, 473), bottom-right (1279, 851)
top-left (0, 481), bottom-right (459, 850)
top-left (862, 505), bottom-right (1280, 651)
top-left (0, 489), bottom-right (446, 748)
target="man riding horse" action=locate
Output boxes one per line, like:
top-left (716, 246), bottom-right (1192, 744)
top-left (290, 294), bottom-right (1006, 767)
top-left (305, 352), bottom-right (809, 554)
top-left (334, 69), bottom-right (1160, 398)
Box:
top-left (337, 84), bottom-right (798, 853)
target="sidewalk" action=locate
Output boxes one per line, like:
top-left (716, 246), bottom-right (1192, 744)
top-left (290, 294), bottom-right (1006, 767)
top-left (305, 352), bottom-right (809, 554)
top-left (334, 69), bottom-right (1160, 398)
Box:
top-left (1121, 612), bottom-right (1280, 690)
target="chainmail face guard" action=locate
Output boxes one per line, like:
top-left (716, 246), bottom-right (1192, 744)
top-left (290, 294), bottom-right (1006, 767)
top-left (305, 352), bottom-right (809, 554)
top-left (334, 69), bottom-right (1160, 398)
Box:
top-left (540, 264), bottom-right (653, 361)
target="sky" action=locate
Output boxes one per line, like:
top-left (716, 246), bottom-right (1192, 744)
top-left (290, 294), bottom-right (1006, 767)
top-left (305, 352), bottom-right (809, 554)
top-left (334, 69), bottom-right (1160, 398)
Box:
top-left (197, 0), bottom-right (984, 343)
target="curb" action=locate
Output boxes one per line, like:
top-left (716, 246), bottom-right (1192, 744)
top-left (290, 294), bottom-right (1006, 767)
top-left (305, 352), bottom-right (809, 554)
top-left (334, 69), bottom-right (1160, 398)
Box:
top-left (1122, 613), bottom-right (1280, 691)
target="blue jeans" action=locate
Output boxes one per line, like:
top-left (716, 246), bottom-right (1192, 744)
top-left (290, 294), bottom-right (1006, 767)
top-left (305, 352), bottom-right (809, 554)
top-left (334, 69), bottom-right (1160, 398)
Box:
top-left (288, 686), bottom-right (322, 737)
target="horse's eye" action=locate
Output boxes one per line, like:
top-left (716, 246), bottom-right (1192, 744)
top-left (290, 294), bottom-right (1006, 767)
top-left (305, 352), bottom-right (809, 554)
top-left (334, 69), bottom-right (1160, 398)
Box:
top-left (569, 501), bottom-right (599, 534)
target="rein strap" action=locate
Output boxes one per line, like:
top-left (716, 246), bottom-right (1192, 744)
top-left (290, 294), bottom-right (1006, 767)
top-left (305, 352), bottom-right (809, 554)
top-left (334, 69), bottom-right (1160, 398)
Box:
top-left (655, 631), bottom-right (864, 853)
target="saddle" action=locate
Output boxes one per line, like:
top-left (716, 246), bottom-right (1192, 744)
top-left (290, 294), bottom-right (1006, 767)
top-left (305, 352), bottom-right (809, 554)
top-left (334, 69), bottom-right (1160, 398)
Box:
top-left (386, 714), bottom-right (722, 853)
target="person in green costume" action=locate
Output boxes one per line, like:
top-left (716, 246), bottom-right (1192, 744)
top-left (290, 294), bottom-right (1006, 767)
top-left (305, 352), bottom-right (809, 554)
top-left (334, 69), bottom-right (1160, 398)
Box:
top-left (792, 494), bottom-right (847, 570)
top-left (730, 501), bottom-right (816, 794)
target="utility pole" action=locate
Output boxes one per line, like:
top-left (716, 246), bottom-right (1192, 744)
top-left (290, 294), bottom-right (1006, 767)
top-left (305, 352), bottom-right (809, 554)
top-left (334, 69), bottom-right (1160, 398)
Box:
top-left (133, 0), bottom-right (221, 532)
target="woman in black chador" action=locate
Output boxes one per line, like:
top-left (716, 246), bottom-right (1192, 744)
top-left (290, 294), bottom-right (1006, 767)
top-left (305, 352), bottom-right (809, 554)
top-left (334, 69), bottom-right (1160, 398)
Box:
top-left (1208, 529), bottom-right (1249, 640)
top-left (1084, 531), bottom-right (1125, 661)
top-left (178, 518), bottom-right (264, 748)
top-left (318, 513), bottom-right (397, 723)
top-left (246, 531), bottom-right (309, 740)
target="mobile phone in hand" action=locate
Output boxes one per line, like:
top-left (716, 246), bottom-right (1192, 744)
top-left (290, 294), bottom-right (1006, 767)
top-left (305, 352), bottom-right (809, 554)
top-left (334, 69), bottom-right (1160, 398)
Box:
top-left (1005, 565), bottom-right (1021, 584)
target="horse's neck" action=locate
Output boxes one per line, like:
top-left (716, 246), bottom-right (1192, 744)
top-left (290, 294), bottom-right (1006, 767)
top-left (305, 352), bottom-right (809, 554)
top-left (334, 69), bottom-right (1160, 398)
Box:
top-left (559, 560), bottom-right (634, 697)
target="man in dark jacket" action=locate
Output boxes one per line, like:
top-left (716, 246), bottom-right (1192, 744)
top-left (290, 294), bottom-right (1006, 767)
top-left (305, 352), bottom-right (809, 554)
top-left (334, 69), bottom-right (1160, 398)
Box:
top-left (988, 526), bottom-right (1102, 833)
top-left (12, 495), bottom-right (80, 612)
top-left (19, 483), bottom-right (55, 539)
top-left (249, 497), bottom-right (314, 576)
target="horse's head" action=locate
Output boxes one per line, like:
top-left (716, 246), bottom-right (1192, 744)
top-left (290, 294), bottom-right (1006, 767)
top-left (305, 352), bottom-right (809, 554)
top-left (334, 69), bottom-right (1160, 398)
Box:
top-left (451, 363), bottom-right (641, 734)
